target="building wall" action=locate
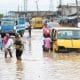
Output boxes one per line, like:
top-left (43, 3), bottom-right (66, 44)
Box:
top-left (8, 11), bottom-right (55, 18)
top-left (58, 6), bottom-right (80, 16)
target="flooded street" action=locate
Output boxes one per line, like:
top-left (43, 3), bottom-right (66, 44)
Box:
top-left (0, 29), bottom-right (80, 80)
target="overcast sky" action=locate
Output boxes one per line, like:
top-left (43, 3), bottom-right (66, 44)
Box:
top-left (0, 0), bottom-right (77, 14)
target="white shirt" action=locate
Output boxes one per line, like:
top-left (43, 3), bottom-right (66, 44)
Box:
top-left (25, 22), bottom-right (30, 28)
top-left (4, 38), bottom-right (13, 49)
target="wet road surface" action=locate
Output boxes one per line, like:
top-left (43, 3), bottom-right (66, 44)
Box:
top-left (0, 29), bottom-right (80, 80)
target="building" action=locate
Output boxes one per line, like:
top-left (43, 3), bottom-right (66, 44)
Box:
top-left (57, 2), bottom-right (80, 16)
top-left (8, 11), bottom-right (57, 19)
top-left (57, 2), bottom-right (80, 27)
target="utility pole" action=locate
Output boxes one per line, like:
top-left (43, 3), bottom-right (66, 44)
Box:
top-left (48, 0), bottom-right (53, 19)
top-left (17, 4), bottom-right (20, 18)
top-left (24, 0), bottom-right (28, 18)
top-left (60, 0), bottom-right (62, 6)
top-left (76, 0), bottom-right (79, 22)
top-left (35, 0), bottom-right (39, 17)
top-left (59, 0), bottom-right (63, 16)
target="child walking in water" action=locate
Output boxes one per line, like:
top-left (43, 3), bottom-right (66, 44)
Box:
top-left (43, 34), bottom-right (51, 52)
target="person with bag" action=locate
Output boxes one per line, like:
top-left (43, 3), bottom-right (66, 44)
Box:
top-left (3, 33), bottom-right (13, 58)
top-left (28, 21), bottom-right (32, 37)
top-left (14, 34), bottom-right (24, 60)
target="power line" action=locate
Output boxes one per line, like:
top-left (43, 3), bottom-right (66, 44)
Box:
top-left (24, 0), bottom-right (28, 12)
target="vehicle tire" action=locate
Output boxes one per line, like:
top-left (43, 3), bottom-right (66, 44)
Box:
top-left (77, 49), bottom-right (80, 53)
top-left (53, 47), bottom-right (60, 53)
top-left (54, 49), bottom-right (60, 53)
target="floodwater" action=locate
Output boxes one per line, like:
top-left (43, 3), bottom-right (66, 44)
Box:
top-left (0, 29), bottom-right (80, 80)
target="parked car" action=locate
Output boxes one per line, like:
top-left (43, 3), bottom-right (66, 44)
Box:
top-left (47, 21), bottom-right (60, 29)
top-left (51, 27), bottom-right (80, 53)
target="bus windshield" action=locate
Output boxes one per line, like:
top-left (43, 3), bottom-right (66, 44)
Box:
top-left (1, 20), bottom-right (15, 26)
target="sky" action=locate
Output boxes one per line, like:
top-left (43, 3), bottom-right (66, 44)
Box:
top-left (0, 0), bottom-right (77, 14)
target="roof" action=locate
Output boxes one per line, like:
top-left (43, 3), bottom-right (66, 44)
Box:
top-left (31, 17), bottom-right (43, 21)
top-left (58, 4), bottom-right (80, 8)
top-left (1, 18), bottom-right (16, 21)
top-left (52, 27), bottom-right (80, 30)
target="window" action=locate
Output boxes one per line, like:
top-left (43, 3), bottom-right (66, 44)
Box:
top-left (57, 30), bottom-right (72, 39)
top-left (1, 20), bottom-right (15, 26)
top-left (57, 30), bottom-right (80, 39)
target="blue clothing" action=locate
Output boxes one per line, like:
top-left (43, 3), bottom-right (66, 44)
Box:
top-left (0, 39), bottom-right (3, 49)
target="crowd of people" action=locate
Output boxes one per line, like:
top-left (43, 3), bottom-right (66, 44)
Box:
top-left (42, 19), bottom-right (53, 52)
top-left (0, 18), bottom-right (59, 60)
top-left (42, 18), bottom-right (60, 52)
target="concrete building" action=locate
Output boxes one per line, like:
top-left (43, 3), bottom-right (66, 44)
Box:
top-left (57, 2), bottom-right (80, 16)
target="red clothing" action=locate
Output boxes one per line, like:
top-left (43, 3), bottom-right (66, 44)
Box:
top-left (43, 27), bottom-right (50, 37)
top-left (3, 34), bottom-right (10, 45)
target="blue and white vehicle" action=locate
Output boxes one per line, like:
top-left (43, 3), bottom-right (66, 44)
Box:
top-left (0, 17), bottom-right (26, 37)
top-left (15, 17), bottom-right (26, 37)
top-left (0, 18), bottom-right (16, 37)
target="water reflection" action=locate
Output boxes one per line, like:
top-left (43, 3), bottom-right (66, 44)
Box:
top-left (16, 60), bottom-right (24, 80)
top-left (52, 52), bottom-right (80, 61)
top-left (43, 51), bottom-right (53, 59)
top-left (28, 38), bottom-right (31, 52)
top-left (43, 50), bottom-right (80, 61)
top-left (4, 58), bottom-right (12, 63)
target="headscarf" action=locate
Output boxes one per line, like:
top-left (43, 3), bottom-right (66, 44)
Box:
top-left (3, 33), bottom-right (10, 45)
